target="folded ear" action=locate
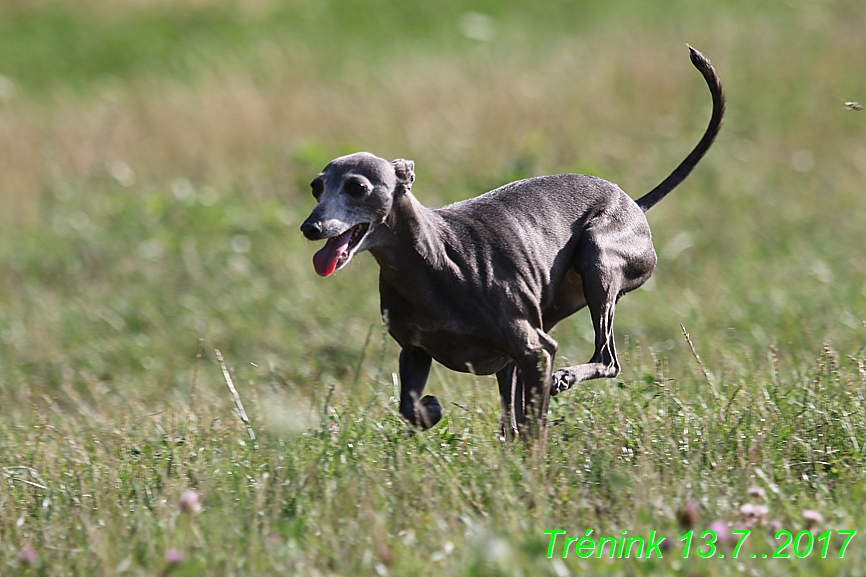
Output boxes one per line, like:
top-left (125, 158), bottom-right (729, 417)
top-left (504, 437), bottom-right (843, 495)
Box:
top-left (392, 159), bottom-right (415, 188)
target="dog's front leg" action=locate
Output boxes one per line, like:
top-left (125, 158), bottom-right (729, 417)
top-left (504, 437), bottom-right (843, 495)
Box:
top-left (398, 347), bottom-right (442, 428)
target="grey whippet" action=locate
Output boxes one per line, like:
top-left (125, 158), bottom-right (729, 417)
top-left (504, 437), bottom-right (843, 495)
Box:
top-left (301, 46), bottom-right (725, 441)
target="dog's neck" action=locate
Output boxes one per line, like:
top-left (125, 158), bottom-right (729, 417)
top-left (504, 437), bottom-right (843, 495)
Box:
top-left (369, 191), bottom-right (446, 284)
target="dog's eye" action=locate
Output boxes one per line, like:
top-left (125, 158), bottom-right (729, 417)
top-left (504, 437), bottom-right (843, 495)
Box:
top-left (310, 178), bottom-right (324, 200)
top-left (344, 180), bottom-right (368, 198)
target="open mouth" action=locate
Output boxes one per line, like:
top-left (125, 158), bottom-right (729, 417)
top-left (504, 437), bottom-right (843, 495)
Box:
top-left (312, 223), bottom-right (370, 277)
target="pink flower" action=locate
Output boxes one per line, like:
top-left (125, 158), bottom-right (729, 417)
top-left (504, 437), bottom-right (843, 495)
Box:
top-left (738, 502), bottom-right (769, 526)
top-left (747, 486), bottom-right (766, 499)
top-left (179, 489), bottom-right (202, 514)
top-left (676, 500), bottom-right (701, 529)
top-left (803, 510), bottom-right (824, 528)
top-left (165, 548), bottom-right (186, 565)
top-left (707, 520), bottom-right (736, 546)
top-left (17, 547), bottom-right (38, 566)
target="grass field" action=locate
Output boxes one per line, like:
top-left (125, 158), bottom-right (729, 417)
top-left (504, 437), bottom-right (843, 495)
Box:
top-left (1, 0), bottom-right (866, 575)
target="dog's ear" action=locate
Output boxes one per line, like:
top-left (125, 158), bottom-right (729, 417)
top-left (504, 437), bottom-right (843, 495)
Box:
top-left (392, 159), bottom-right (415, 190)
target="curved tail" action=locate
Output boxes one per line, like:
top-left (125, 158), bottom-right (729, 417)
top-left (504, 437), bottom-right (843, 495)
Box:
top-left (635, 45), bottom-right (725, 212)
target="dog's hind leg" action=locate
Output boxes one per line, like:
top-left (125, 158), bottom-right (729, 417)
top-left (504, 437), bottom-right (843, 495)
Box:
top-left (551, 290), bottom-right (620, 394)
top-left (496, 361), bottom-right (525, 439)
top-left (551, 225), bottom-right (655, 395)
top-left (507, 328), bottom-right (557, 443)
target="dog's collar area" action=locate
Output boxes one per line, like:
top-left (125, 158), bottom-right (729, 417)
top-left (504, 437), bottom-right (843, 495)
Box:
top-left (312, 222), bottom-right (370, 277)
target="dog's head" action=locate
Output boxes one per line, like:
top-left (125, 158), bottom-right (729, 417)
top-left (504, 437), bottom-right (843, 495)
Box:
top-left (300, 152), bottom-right (414, 277)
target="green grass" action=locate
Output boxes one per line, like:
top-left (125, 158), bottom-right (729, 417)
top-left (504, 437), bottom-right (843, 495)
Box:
top-left (0, 0), bottom-right (680, 95)
top-left (2, 0), bottom-right (866, 575)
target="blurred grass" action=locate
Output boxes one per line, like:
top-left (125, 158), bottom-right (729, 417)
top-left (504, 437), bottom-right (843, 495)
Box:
top-left (0, 0), bottom-right (771, 93)
top-left (1, 0), bottom-right (866, 575)
top-left (0, 0), bottom-right (630, 95)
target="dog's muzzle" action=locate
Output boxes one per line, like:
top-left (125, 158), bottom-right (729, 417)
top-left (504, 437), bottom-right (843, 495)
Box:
top-left (300, 219), bottom-right (325, 240)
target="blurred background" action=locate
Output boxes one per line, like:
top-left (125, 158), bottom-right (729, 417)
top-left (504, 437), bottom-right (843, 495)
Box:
top-left (0, 0), bottom-right (864, 413)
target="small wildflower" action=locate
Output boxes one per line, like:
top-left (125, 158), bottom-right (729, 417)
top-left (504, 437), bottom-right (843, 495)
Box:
top-left (660, 537), bottom-right (673, 552)
top-left (676, 500), bottom-right (701, 529)
top-left (747, 486), bottom-right (766, 499)
top-left (731, 521), bottom-right (751, 537)
top-left (165, 548), bottom-right (185, 565)
top-left (378, 544), bottom-right (394, 566)
top-left (803, 510), bottom-right (824, 528)
top-left (179, 489), bottom-right (202, 514)
top-left (17, 547), bottom-right (38, 566)
top-left (707, 520), bottom-right (736, 546)
top-left (598, 540), bottom-right (614, 559)
top-left (768, 519), bottom-right (783, 533)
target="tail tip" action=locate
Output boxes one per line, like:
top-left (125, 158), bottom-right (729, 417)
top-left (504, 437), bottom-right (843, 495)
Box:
top-left (686, 44), bottom-right (711, 69)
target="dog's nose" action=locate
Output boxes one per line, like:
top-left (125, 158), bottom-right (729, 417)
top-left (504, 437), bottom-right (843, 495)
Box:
top-left (300, 219), bottom-right (324, 240)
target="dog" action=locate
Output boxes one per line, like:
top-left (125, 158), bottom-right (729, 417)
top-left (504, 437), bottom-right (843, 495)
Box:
top-left (301, 46), bottom-right (724, 442)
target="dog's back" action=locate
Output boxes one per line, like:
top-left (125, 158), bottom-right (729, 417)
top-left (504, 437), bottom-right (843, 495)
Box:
top-left (434, 174), bottom-right (652, 306)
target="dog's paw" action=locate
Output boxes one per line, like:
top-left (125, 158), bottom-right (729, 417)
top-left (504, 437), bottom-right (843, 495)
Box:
top-left (550, 370), bottom-right (575, 396)
top-left (498, 417), bottom-right (518, 442)
top-left (417, 395), bottom-right (442, 428)
top-left (400, 395), bottom-right (443, 429)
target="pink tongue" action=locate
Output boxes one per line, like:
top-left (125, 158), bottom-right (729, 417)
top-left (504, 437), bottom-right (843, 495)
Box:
top-left (312, 229), bottom-right (354, 277)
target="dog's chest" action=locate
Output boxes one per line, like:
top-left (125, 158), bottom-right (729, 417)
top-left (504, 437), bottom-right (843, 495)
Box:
top-left (400, 326), bottom-right (510, 376)
top-left (380, 284), bottom-right (511, 375)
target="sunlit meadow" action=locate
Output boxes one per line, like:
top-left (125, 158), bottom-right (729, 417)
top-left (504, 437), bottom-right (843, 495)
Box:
top-left (1, 0), bottom-right (866, 575)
